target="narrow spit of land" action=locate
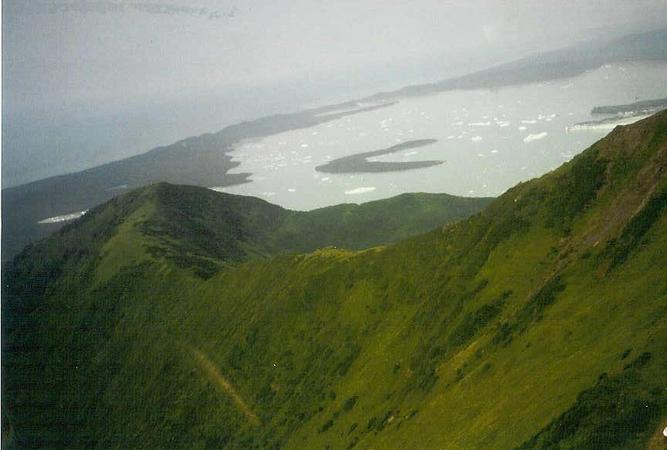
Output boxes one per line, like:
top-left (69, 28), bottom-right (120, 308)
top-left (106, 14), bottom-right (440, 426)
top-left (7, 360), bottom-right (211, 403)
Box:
top-left (315, 139), bottom-right (443, 174)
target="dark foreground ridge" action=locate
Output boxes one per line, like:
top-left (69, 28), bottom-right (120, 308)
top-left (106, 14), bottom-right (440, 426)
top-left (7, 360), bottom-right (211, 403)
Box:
top-left (3, 111), bottom-right (666, 449)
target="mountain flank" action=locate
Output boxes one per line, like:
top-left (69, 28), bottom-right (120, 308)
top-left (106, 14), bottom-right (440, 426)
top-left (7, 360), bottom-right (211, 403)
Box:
top-left (3, 111), bottom-right (667, 450)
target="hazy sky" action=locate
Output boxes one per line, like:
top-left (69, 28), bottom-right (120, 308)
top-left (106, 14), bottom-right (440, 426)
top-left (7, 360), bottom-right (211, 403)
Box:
top-left (5, 0), bottom-right (667, 115)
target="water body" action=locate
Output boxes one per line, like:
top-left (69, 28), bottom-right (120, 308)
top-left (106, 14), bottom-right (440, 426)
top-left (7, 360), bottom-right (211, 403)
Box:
top-left (219, 62), bottom-right (667, 210)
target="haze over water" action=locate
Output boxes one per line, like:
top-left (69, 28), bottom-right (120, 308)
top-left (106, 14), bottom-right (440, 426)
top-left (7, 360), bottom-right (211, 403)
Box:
top-left (219, 62), bottom-right (667, 210)
top-left (5, 1), bottom-right (667, 190)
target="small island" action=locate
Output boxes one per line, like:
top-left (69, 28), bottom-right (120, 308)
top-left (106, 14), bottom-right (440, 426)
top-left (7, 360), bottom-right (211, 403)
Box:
top-left (315, 139), bottom-right (443, 174)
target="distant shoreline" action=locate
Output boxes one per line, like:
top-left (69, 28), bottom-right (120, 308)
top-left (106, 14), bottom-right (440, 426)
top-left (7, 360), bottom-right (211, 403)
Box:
top-left (591, 97), bottom-right (667, 115)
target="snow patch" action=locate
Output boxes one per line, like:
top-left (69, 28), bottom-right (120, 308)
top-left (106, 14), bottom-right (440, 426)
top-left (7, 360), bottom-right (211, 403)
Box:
top-left (38, 210), bottom-right (87, 224)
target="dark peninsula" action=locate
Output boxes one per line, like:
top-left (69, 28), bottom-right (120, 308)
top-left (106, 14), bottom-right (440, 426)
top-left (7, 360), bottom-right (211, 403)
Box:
top-left (315, 139), bottom-right (443, 174)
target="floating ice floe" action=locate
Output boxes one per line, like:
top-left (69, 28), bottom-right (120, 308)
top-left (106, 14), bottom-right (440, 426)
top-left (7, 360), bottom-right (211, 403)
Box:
top-left (38, 210), bottom-right (87, 224)
top-left (538, 113), bottom-right (557, 122)
top-left (523, 132), bottom-right (548, 143)
top-left (469, 121), bottom-right (491, 127)
top-left (490, 149), bottom-right (499, 154)
top-left (521, 119), bottom-right (537, 124)
top-left (287, 188), bottom-right (296, 192)
top-left (447, 135), bottom-right (455, 139)
top-left (471, 136), bottom-right (483, 142)
top-left (518, 126), bottom-right (528, 131)
top-left (496, 121), bottom-right (511, 127)
top-left (345, 187), bottom-right (376, 195)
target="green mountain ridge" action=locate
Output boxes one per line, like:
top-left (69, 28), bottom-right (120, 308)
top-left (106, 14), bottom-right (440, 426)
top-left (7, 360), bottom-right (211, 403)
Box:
top-left (3, 186), bottom-right (491, 282)
top-left (3, 111), bottom-right (667, 450)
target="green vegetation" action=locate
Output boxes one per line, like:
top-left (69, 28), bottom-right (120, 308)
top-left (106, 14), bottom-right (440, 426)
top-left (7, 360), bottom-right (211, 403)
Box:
top-left (3, 111), bottom-right (667, 450)
top-left (516, 353), bottom-right (665, 450)
top-left (543, 148), bottom-right (607, 230)
top-left (274, 191), bottom-right (492, 253)
top-left (604, 186), bottom-right (667, 269)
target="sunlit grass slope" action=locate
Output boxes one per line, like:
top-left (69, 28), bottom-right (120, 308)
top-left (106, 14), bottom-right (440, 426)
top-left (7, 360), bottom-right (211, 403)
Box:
top-left (3, 111), bottom-right (667, 450)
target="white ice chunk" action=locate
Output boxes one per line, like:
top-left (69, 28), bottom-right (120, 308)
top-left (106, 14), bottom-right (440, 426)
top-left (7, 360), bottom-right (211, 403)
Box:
top-left (345, 187), bottom-right (376, 195)
top-left (523, 132), bottom-right (548, 143)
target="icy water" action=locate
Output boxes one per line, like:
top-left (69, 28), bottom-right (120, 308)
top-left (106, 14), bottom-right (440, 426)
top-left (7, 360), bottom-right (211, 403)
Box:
top-left (218, 62), bottom-right (667, 210)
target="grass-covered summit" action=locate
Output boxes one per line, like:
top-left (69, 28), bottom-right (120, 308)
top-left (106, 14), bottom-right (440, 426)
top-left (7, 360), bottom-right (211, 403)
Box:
top-left (3, 111), bottom-right (667, 450)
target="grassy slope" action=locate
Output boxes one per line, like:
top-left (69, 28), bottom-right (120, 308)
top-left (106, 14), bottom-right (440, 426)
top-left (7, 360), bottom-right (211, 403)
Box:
top-left (75, 184), bottom-right (492, 279)
top-left (275, 192), bottom-right (492, 253)
top-left (3, 112), bottom-right (667, 450)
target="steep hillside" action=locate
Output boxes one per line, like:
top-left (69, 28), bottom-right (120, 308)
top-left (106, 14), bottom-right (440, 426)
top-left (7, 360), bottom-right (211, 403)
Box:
top-left (3, 112), bottom-right (667, 450)
top-left (2, 185), bottom-right (490, 282)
